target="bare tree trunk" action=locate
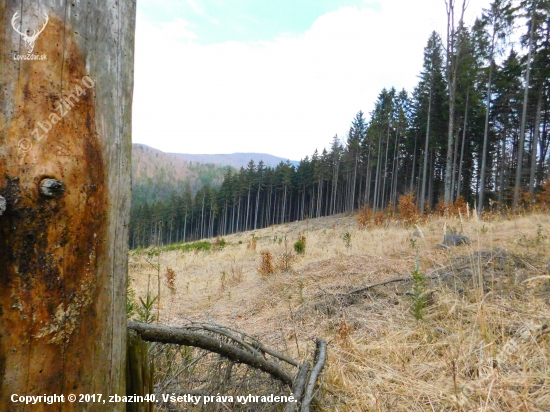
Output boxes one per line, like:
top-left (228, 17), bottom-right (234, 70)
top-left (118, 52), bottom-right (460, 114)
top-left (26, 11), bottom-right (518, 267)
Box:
top-left (444, 0), bottom-right (466, 204)
top-left (183, 206), bottom-right (188, 241)
top-left (428, 152), bottom-right (435, 208)
top-left (479, 53), bottom-right (495, 216)
top-left (365, 148), bottom-right (372, 205)
top-left (381, 123), bottom-right (391, 208)
top-left (498, 132), bottom-right (507, 207)
top-left (451, 124), bottom-right (460, 201)
top-left (246, 184), bottom-right (251, 231)
top-left (231, 200), bottom-right (236, 233)
top-left (236, 196), bottom-right (241, 232)
top-left (410, 132), bottom-right (418, 193)
top-left (390, 129), bottom-right (400, 208)
top-left (332, 161), bottom-right (339, 215)
top-left (351, 153), bottom-right (358, 212)
top-left (538, 27), bottom-right (549, 183)
top-left (457, 89), bottom-right (469, 199)
top-left (0, 1), bottom-right (135, 410)
top-left (514, 4), bottom-right (536, 209)
top-left (529, 90), bottom-right (543, 199)
top-left (282, 184), bottom-right (287, 224)
top-left (373, 133), bottom-right (383, 211)
top-left (254, 180), bottom-right (261, 230)
top-left (323, 179), bottom-right (329, 216)
top-left (421, 88), bottom-right (432, 214)
top-left (201, 194), bottom-right (205, 239)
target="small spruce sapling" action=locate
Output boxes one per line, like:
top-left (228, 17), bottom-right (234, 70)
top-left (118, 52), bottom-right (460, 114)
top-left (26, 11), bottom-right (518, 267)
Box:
top-left (136, 291), bottom-right (158, 324)
top-left (410, 241), bottom-right (427, 321)
top-left (126, 276), bottom-right (137, 319)
top-left (343, 232), bottom-right (352, 250)
top-left (294, 235), bottom-right (306, 254)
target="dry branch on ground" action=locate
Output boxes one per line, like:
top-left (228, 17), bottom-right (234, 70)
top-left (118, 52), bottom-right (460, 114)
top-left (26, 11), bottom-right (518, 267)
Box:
top-left (128, 321), bottom-right (327, 411)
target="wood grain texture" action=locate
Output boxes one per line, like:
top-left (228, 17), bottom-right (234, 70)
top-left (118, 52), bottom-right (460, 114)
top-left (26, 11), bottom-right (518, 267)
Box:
top-left (126, 330), bottom-right (153, 412)
top-left (0, 1), bottom-right (135, 410)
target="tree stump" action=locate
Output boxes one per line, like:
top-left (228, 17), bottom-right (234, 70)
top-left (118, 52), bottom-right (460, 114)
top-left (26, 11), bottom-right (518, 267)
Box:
top-left (0, 1), bottom-right (135, 410)
top-left (126, 331), bottom-right (153, 412)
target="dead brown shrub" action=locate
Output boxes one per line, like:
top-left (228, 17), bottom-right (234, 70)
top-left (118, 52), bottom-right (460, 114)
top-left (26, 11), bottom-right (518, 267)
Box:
top-left (424, 200), bottom-right (431, 214)
top-left (397, 193), bottom-right (420, 225)
top-left (258, 250), bottom-right (275, 276)
top-left (435, 199), bottom-right (450, 216)
top-left (357, 205), bottom-right (374, 229)
top-left (452, 196), bottom-right (468, 215)
top-left (336, 313), bottom-right (352, 345)
top-left (386, 202), bottom-right (396, 218)
top-left (435, 197), bottom-right (469, 217)
top-left (276, 252), bottom-right (296, 272)
top-left (165, 267), bottom-right (177, 292)
top-left (374, 211), bottom-right (384, 226)
top-left (536, 181), bottom-right (550, 210)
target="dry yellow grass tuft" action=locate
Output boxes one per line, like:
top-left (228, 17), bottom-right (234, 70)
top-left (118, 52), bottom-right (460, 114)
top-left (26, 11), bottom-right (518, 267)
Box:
top-left (129, 211), bottom-right (550, 411)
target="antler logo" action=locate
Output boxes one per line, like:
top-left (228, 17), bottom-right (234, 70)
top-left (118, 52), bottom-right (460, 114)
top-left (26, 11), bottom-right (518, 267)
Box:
top-left (12, 11), bottom-right (49, 54)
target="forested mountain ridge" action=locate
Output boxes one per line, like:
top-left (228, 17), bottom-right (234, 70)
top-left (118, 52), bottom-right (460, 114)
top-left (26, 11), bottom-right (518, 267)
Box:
top-left (169, 152), bottom-right (299, 168)
top-left (132, 144), bottom-right (298, 207)
top-left (132, 144), bottom-right (231, 206)
top-left (130, 0), bottom-right (550, 249)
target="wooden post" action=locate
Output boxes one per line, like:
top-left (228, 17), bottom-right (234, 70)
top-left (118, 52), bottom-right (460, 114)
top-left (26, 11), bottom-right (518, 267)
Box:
top-left (0, 1), bottom-right (135, 411)
top-left (126, 331), bottom-right (153, 412)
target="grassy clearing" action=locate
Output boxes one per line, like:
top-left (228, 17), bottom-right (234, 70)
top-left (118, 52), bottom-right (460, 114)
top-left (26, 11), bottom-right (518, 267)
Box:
top-left (129, 211), bottom-right (550, 411)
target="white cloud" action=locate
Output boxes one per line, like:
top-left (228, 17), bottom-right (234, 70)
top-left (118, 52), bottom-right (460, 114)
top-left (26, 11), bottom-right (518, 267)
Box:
top-left (186, 0), bottom-right (220, 25)
top-left (186, 0), bottom-right (203, 15)
top-left (132, 0), bottom-right (491, 160)
top-left (159, 18), bottom-right (197, 40)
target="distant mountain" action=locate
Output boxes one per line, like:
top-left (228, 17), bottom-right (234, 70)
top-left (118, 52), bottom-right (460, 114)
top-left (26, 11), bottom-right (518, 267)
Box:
top-left (132, 144), bottom-right (299, 207)
top-left (169, 152), bottom-right (299, 169)
top-left (132, 144), bottom-right (230, 206)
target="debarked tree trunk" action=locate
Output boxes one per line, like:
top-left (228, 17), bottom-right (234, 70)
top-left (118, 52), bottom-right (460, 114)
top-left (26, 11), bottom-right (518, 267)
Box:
top-left (0, 1), bottom-right (135, 410)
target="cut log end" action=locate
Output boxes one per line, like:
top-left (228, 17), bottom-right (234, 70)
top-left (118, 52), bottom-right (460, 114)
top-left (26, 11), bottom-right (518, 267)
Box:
top-left (39, 178), bottom-right (66, 199)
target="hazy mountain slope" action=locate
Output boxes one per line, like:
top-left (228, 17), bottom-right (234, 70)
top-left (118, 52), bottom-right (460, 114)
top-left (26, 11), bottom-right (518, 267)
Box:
top-left (169, 152), bottom-right (298, 168)
top-left (132, 144), bottom-right (229, 205)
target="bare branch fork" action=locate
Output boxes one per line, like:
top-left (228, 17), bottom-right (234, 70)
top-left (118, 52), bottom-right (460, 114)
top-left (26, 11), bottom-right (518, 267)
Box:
top-left (300, 339), bottom-right (327, 412)
top-left (184, 321), bottom-right (300, 367)
top-left (128, 321), bottom-right (328, 408)
top-left (128, 321), bottom-right (294, 386)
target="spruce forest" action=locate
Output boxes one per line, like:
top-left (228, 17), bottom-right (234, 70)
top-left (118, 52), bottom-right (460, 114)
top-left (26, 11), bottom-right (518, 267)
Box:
top-left (130, 0), bottom-right (550, 249)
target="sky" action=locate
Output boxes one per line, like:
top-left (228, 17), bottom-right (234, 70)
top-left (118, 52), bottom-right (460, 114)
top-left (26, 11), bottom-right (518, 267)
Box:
top-left (133, 0), bottom-right (493, 161)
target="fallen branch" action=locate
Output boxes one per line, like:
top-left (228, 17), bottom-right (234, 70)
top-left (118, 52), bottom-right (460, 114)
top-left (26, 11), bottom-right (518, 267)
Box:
top-left (128, 321), bottom-right (294, 386)
top-left (523, 275), bottom-right (550, 283)
top-left (195, 324), bottom-right (261, 356)
top-left (300, 339), bottom-right (327, 412)
top-left (186, 321), bottom-right (300, 367)
top-left (335, 248), bottom-right (511, 298)
top-left (284, 361), bottom-right (310, 412)
top-left (346, 275), bottom-right (413, 295)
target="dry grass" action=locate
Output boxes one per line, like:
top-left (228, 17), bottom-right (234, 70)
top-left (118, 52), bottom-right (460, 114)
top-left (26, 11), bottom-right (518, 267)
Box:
top-left (129, 211), bottom-right (550, 411)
